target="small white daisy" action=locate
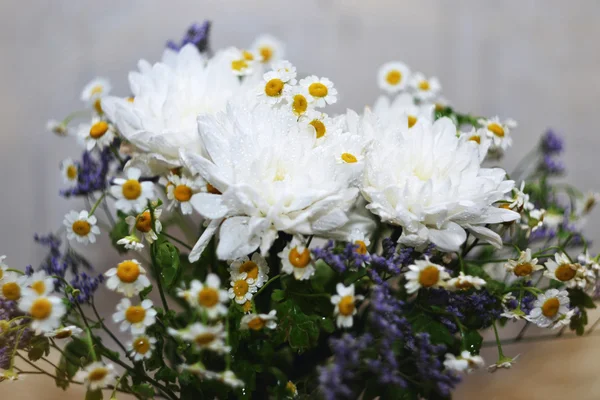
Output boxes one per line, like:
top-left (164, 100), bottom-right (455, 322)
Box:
top-left (478, 116), bottom-right (517, 151)
top-left (271, 60), bottom-right (297, 83)
top-left (81, 77), bottom-right (111, 103)
top-left (218, 370), bottom-right (245, 388)
top-left (116, 236), bottom-right (145, 252)
top-left (251, 34), bottom-right (285, 64)
top-left (18, 293), bottom-right (66, 334)
top-left (444, 351), bottom-right (485, 373)
top-left (112, 298), bottom-right (157, 335)
top-left (75, 362), bottom-right (116, 391)
top-left (258, 69), bottom-right (293, 105)
top-left (128, 334), bottom-right (157, 361)
top-left (331, 283), bottom-right (364, 328)
top-left (0, 255), bottom-right (8, 282)
top-left (46, 119), bottom-right (68, 136)
top-left (228, 272), bottom-right (258, 305)
top-left (285, 86), bottom-right (312, 117)
top-left (240, 310), bottom-right (277, 331)
top-left (460, 128), bottom-right (491, 160)
top-left (286, 381), bottom-right (298, 398)
top-left (500, 293), bottom-right (527, 321)
top-left (377, 61), bottom-right (411, 93)
top-left (348, 229), bottom-right (371, 256)
top-left (64, 210), bottom-right (100, 245)
top-left (78, 117), bottom-right (116, 150)
top-left (187, 273), bottom-right (229, 319)
top-left (169, 323), bottom-right (230, 353)
top-left (60, 158), bottom-right (78, 184)
top-left (166, 174), bottom-right (202, 215)
top-left (105, 259), bottom-right (151, 298)
top-left (44, 325), bottom-right (83, 339)
top-left (509, 181), bottom-right (535, 212)
top-left (526, 289), bottom-right (570, 328)
top-left (405, 258), bottom-right (450, 294)
top-left (302, 110), bottom-right (337, 140)
top-left (27, 271), bottom-right (54, 296)
top-left (229, 253), bottom-right (270, 288)
top-left (409, 72), bottom-right (441, 102)
top-left (228, 48), bottom-right (256, 77)
top-left (505, 249), bottom-right (542, 278)
top-left (446, 273), bottom-right (486, 291)
top-left (125, 208), bottom-right (162, 244)
top-left (544, 253), bottom-right (587, 289)
top-left (0, 272), bottom-right (28, 301)
top-left (300, 76), bottom-right (338, 107)
top-left (278, 237), bottom-right (315, 281)
top-left (578, 250), bottom-right (600, 271)
top-left (110, 168), bottom-right (155, 214)
top-left (576, 192), bottom-right (600, 216)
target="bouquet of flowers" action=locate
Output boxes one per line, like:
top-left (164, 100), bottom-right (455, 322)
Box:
top-left (1, 21), bottom-right (598, 399)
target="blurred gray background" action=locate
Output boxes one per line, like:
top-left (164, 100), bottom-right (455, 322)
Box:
top-left (1, 1), bottom-right (599, 399)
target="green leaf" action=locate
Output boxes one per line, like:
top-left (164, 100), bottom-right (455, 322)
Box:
top-left (410, 313), bottom-right (455, 346)
top-left (27, 336), bottom-right (50, 361)
top-left (133, 383), bottom-right (155, 398)
top-left (155, 239), bottom-right (181, 288)
top-left (85, 389), bottom-right (103, 400)
top-left (568, 288), bottom-right (596, 309)
top-left (320, 318), bottom-right (335, 333)
top-left (271, 289), bottom-right (285, 302)
top-left (155, 366), bottom-right (178, 383)
top-left (109, 213), bottom-right (130, 254)
top-left (463, 330), bottom-right (483, 354)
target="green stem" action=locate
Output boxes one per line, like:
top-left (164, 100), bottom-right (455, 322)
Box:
top-left (255, 274), bottom-right (281, 297)
top-left (491, 321), bottom-right (505, 359)
top-left (88, 192), bottom-right (107, 216)
top-left (162, 232), bottom-right (193, 250)
top-left (90, 299), bottom-right (129, 356)
top-left (74, 302), bottom-right (97, 361)
top-left (148, 200), bottom-right (170, 313)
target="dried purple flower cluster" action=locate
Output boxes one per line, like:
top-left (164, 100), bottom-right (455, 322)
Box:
top-left (167, 21), bottom-right (211, 52)
top-left (60, 142), bottom-right (118, 198)
top-left (0, 298), bottom-right (33, 369)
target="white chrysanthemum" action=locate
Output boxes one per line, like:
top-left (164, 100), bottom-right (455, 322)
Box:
top-left (180, 100), bottom-right (360, 261)
top-left (125, 208), bottom-right (162, 244)
top-left (28, 271), bottom-right (54, 296)
top-left (377, 61), bottom-right (411, 93)
top-left (64, 210), bottom-right (100, 245)
top-left (504, 249), bottom-right (542, 278)
top-left (78, 118), bottom-right (115, 151)
top-left (75, 362), bottom-right (116, 391)
top-left (444, 351), bottom-right (484, 373)
top-left (331, 283), bottom-right (363, 328)
top-left (18, 293), bottom-right (66, 334)
top-left (166, 174), bottom-right (203, 215)
top-left (102, 44), bottom-right (259, 170)
top-left (112, 298), bottom-right (156, 335)
top-left (229, 253), bottom-right (270, 288)
top-left (446, 272), bottom-right (486, 291)
top-left (228, 272), bottom-right (258, 304)
top-left (409, 72), bottom-right (441, 102)
top-left (299, 76), bottom-right (337, 107)
top-left (478, 116), bottom-right (516, 151)
top-left (361, 117), bottom-right (519, 251)
top-left (44, 325), bottom-right (83, 339)
top-left (278, 237), bottom-right (316, 281)
top-left (128, 334), bottom-right (157, 361)
top-left (372, 93), bottom-right (435, 132)
top-left (405, 259), bottom-right (450, 294)
top-left (240, 310), bottom-right (277, 331)
top-left (251, 34), bottom-right (285, 64)
top-left (110, 168), bottom-right (155, 213)
top-left (60, 158), bottom-right (78, 184)
top-left (169, 322), bottom-right (230, 353)
top-left (105, 259), bottom-right (151, 298)
top-left (544, 252), bottom-right (588, 289)
top-left (187, 274), bottom-right (229, 319)
top-left (526, 289), bottom-right (570, 328)
top-left (0, 272), bottom-right (28, 301)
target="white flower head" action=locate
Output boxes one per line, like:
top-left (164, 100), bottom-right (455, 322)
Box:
top-left (18, 293), bottom-right (66, 334)
top-left (526, 288), bottom-right (570, 328)
top-left (446, 272), bottom-right (486, 291)
top-left (27, 271), bottom-right (54, 296)
top-left (371, 93), bottom-right (435, 133)
top-left (228, 272), bottom-right (258, 305)
top-left (331, 283), bottom-right (364, 328)
top-left (377, 61), bottom-right (411, 93)
top-left (75, 362), bottom-right (116, 391)
top-left (46, 119), bottom-right (68, 136)
top-left (578, 251), bottom-right (600, 271)
top-left (81, 78), bottom-right (111, 103)
top-left (285, 85), bottom-right (312, 117)
top-left (112, 298), bottom-right (156, 335)
top-left (77, 117), bottom-right (115, 151)
top-left (302, 110), bottom-right (340, 141)
top-left (64, 210), bottom-right (100, 245)
top-left (478, 116), bottom-right (517, 152)
top-left (459, 127), bottom-right (492, 161)
top-left (169, 322), bottom-right (230, 353)
top-left (229, 253), bottom-right (270, 288)
top-left (348, 229), bottom-right (371, 256)
top-left (505, 249), bottom-right (542, 278)
top-left (218, 370), bottom-right (245, 388)
top-left (251, 34), bottom-right (285, 64)
top-left (279, 237), bottom-right (316, 281)
top-left (227, 47), bottom-right (259, 77)
top-left (576, 192), bottom-right (600, 216)
top-left (240, 310), bottom-right (277, 331)
top-left (110, 168), bottom-right (156, 213)
top-left (105, 259), bottom-right (151, 298)
top-left (405, 259), bottom-right (450, 294)
top-left (44, 325), bottom-right (83, 339)
top-left (60, 158), bottom-right (78, 184)
top-left (299, 75), bottom-right (338, 107)
top-left (544, 253), bottom-right (587, 289)
top-left (509, 181), bottom-right (535, 212)
top-left (257, 69), bottom-right (294, 105)
top-left (166, 173), bottom-right (203, 215)
top-left (125, 207), bottom-right (162, 244)
top-left (127, 334), bottom-right (157, 361)
top-left (187, 273), bottom-right (229, 319)
top-left (409, 72), bottom-right (441, 102)
top-left (116, 236), bottom-right (145, 252)
top-left (0, 255), bottom-right (7, 282)
top-left (0, 272), bottom-right (28, 301)
top-left (444, 351), bottom-right (484, 373)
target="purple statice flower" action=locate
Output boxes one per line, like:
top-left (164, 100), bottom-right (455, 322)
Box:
top-left (167, 21), bottom-right (211, 53)
top-left (540, 129), bottom-right (564, 154)
top-left (528, 226), bottom-right (557, 242)
top-left (70, 272), bottom-right (104, 304)
top-left (312, 240), bottom-right (370, 273)
top-left (412, 333), bottom-right (461, 397)
top-left (427, 288), bottom-right (501, 331)
top-left (539, 154), bottom-right (565, 175)
top-left (0, 347), bottom-right (10, 370)
top-left (0, 298), bottom-right (33, 368)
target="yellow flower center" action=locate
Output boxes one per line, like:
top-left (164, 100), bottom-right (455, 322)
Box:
top-left (117, 261), bottom-right (141, 283)
top-left (259, 46), bottom-right (273, 62)
top-left (231, 59), bottom-right (248, 72)
top-left (487, 123), bottom-right (505, 138)
top-left (408, 115), bottom-right (417, 128)
top-left (418, 80), bottom-right (430, 91)
top-left (126, 96), bottom-right (135, 103)
top-left (469, 135), bottom-right (481, 144)
top-left (513, 263), bottom-right (533, 277)
top-left (90, 85), bottom-right (103, 96)
top-left (247, 317), bottom-right (265, 331)
top-left (135, 211), bottom-right (153, 233)
top-left (242, 50), bottom-right (254, 61)
top-left (239, 261), bottom-right (259, 280)
top-left (418, 266), bottom-right (440, 288)
top-left (89, 121), bottom-right (109, 139)
top-left (288, 247), bottom-right (311, 268)
top-left (341, 153), bottom-right (358, 164)
top-left (0, 269), bottom-right (3, 279)
top-left (453, 280), bottom-right (474, 290)
top-left (174, 184), bottom-right (192, 202)
top-left (194, 333), bottom-right (216, 346)
top-left (292, 94), bottom-right (308, 115)
top-left (72, 220), bottom-right (91, 236)
top-left (338, 296), bottom-right (355, 316)
top-left (355, 240), bottom-right (368, 255)
top-left (206, 183), bottom-right (221, 195)
top-left (94, 99), bottom-right (103, 115)
top-left (542, 297), bottom-right (560, 318)
top-left (233, 280), bottom-right (249, 298)
top-left (555, 264), bottom-right (576, 281)
top-left (133, 337), bottom-right (151, 354)
top-left (2, 282), bottom-right (20, 301)
top-left (198, 287), bottom-right (219, 308)
top-left (30, 298), bottom-right (52, 320)
top-left (125, 306), bottom-right (146, 324)
top-left (308, 82), bottom-right (328, 98)
top-left (66, 165), bottom-right (78, 180)
top-left (122, 179), bottom-right (142, 200)
top-left (88, 367), bottom-right (108, 382)
top-left (286, 381), bottom-right (297, 395)
top-left (31, 280), bottom-right (46, 295)
top-left (242, 301), bottom-right (253, 313)
top-left (385, 70), bottom-right (402, 85)
top-left (265, 78), bottom-right (284, 97)
top-left (310, 120), bottom-right (326, 138)
top-left (54, 329), bottom-right (73, 339)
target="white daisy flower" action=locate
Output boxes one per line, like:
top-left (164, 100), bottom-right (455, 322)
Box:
top-left (18, 293), bottom-right (66, 334)
top-left (331, 283), bottom-right (364, 328)
top-left (478, 116), bottom-right (517, 151)
top-left (409, 72), bottom-right (441, 102)
top-left (522, 208), bottom-right (546, 233)
top-left (0, 272), bottom-right (28, 301)
top-left (444, 351), bottom-right (484, 373)
top-left (285, 86), bottom-right (312, 117)
top-left (278, 237), bottom-right (315, 281)
top-left (526, 289), bottom-right (570, 328)
top-left (258, 69), bottom-right (293, 105)
top-left (371, 93), bottom-right (435, 132)
top-left (166, 174), bottom-right (202, 215)
top-left (332, 135), bottom-right (365, 166)
top-left (459, 127), bottom-right (491, 161)
top-left (509, 181), bottom-right (535, 212)
top-left (228, 47), bottom-right (257, 77)
top-left (271, 60), bottom-right (297, 83)
top-left (348, 229), bottom-right (371, 256)
top-left (218, 370), bottom-right (245, 388)
top-left (446, 273), bottom-right (486, 291)
top-left (125, 208), bottom-right (162, 244)
top-left (112, 298), bottom-right (157, 335)
top-left (578, 250), bottom-right (600, 271)
top-left (78, 117), bottom-right (115, 151)
top-left (46, 119), bottom-right (68, 136)
top-left (487, 355), bottom-right (519, 373)
top-left (251, 34), bottom-right (285, 64)
top-left (377, 61), bottom-right (411, 93)
top-left (60, 158), bottom-right (78, 184)
top-left (228, 272), bottom-right (258, 305)
top-left (44, 325), bottom-right (83, 339)
top-left (187, 273), bottom-right (229, 319)
top-left (81, 77), bottom-right (111, 103)
top-left (105, 259), bottom-right (151, 298)
top-left (299, 75), bottom-right (337, 107)
top-left (500, 293), bottom-right (527, 320)
top-left (544, 253), bottom-right (587, 289)
top-left (0, 257), bottom-right (8, 283)
top-left (75, 362), bottom-right (116, 391)
top-left (405, 259), bottom-right (450, 294)
top-left (127, 334), bottom-right (157, 361)
top-left (169, 322), bottom-right (230, 353)
top-left (64, 210), bottom-right (100, 245)
top-left (116, 236), bottom-right (145, 252)
top-left (575, 192), bottom-right (600, 216)
top-left (302, 110), bottom-right (339, 140)
top-left (229, 253), bottom-right (270, 288)
top-left (505, 249), bottom-right (542, 278)
top-left (110, 168), bottom-right (155, 214)
top-left (28, 271), bottom-right (54, 296)
top-left (240, 310), bottom-right (277, 331)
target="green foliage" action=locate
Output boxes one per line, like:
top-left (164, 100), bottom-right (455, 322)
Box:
top-left (409, 312), bottom-right (455, 346)
top-left (109, 211), bottom-right (130, 254)
top-left (85, 390), bottom-right (103, 400)
top-left (55, 337), bottom-right (91, 390)
top-left (27, 335), bottom-right (50, 361)
top-left (154, 236), bottom-right (181, 288)
top-left (132, 383), bottom-right (155, 398)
